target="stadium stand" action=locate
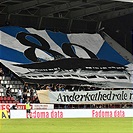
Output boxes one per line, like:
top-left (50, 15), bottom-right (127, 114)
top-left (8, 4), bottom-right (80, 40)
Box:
top-left (0, 64), bottom-right (38, 103)
top-left (0, 96), bottom-right (16, 103)
top-left (1, 76), bottom-right (23, 96)
top-left (0, 62), bottom-right (132, 108)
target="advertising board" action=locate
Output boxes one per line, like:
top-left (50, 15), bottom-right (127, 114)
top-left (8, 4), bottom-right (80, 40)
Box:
top-left (0, 103), bottom-right (54, 111)
top-left (10, 109), bottom-right (133, 119)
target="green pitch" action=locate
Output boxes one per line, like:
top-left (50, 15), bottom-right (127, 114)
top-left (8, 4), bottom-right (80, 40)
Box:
top-left (0, 118), bottom-right (133, 133)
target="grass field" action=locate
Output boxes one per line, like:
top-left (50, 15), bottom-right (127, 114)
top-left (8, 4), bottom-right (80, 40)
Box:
top-left (0, 118), bottom-right (133, 133)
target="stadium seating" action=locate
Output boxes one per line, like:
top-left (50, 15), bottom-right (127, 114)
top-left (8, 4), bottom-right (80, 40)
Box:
top-left (1, 76), bottom-right (23, 95)
top-left (0, 96), bottom-right (16, 103)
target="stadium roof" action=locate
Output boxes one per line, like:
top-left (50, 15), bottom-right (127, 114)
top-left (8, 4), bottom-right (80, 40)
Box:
top-left (0, 0), bottom-right (133, 53)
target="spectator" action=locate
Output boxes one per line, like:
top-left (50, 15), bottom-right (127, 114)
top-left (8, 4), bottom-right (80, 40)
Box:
top-left (23, 91), bottom-right (27, 103)
top-left (9, 103), bottom-right (17, 118)
top-left (30, 87), bottom-right (34, 102)
top-left (10, 103), bottom-right (17, 110)
top-left (23, 83), bottom-right (29, 92)
top-left (60, 84), bottom-right (65, 91)
top-left (10, 72), bottom-right (16, 80)
top-left (52, 84), bottom-right (58, 91)
top-left (6, 87), bottom-right (12, 97)
top-left (45, 85), bottom-right (51, 91)
top-left (36, 83), bottom-right (45, 90)
top-left (36, 83), bottom-right (41, 90)
top-left (17, 87), bottom-right (23, 103)
top-left (27, 90), bottom-right (30, 98)
top-left (33, 95), bottom-right (40, 103)
top-left (0, 67), bottom-right (4, 76)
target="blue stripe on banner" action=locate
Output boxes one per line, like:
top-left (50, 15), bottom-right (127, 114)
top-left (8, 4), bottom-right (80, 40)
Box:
top-left (97, 42), bottom-right (130, 65)
top-left (46, 30), bottom-right (70, 47)
top-left (26, 36), bottom-right (42, 46)
top-left (0, 26), bottom-right (29, 38)
top-left (0, 44), bottom-right (32, 64)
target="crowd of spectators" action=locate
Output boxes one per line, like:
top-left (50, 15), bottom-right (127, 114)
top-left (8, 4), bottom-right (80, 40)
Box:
top-left (36, 83), bottom-right (66, 91)
top-left (5, 83), bottom-right (39, 104)
top-left (0, 63), bottom-right (133, 109)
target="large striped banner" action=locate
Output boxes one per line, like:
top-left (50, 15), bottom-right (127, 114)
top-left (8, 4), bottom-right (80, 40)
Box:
top-left (37, 90), bottom-right (133, 104)
top-left (0, 26), bottom-right (132, 88)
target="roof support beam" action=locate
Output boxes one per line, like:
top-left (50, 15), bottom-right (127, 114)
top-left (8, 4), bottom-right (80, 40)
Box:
top-left (39, 0), bottom-right (99, 16)
top-left (92, 7), bottom-right (133, 21)
top-left (66, 2), bottom-right (130, 19)
top-left (113, 0), bottom-right (133, 3)
top-left (0, 0), bottom-right (12, 4)
top-left (7, 0), bottom-right (58, 13)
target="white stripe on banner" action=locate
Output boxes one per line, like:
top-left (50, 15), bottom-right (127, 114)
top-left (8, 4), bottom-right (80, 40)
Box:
top-left (67, 33), bottom-right (104, 55)
top-left (1, 32), bottom-right (28, 52)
